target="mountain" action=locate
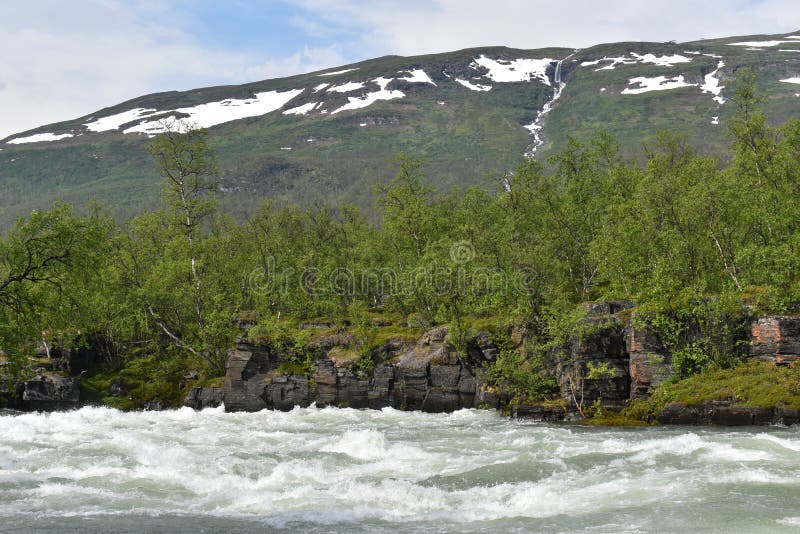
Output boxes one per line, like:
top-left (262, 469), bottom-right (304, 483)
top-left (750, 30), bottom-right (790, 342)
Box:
top-left (2, 31), bottom-right (800, 228)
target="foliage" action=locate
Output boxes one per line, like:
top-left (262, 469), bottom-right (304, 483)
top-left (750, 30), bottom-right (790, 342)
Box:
top-left (486, 332), bottom-right (558, 401)
top-left (6, 74), bottom-right (800, 407)
top-left (625, 361), bottom-right (800, 422)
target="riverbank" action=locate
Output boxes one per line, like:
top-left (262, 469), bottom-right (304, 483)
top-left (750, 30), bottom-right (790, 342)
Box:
top-left (4, 302), bottom-right (800, 427)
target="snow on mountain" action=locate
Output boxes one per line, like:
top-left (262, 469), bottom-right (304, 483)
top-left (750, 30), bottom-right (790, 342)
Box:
top-left (621, 75), bottom-right (694, 94)
top-left (7, 132), bottom-right (74, 144)
top-left (318, 68), bottom-right (359, 76)
top-left (122, 89), bottom-right (304, 135)
top-left (781, 77), bottom-right (800, 84)
top-left (327, 82), bottom-right (366, 93)
top-left (283, 102), bottom-right (319, 115)
top-left (582, 53), bottom-right (692, 71)
top-left (398, 69), bottom-right (436, 85)
top-left (332, 77), bottom-right (404, 114)
top-left (729, 37), bottom-right (800, 47)
top-left (700, 61), bottom-right (726, 104)
top-left (85, 108), bottom-right (160, 132)
top-left (473, 55), bottom-right (552, 85)
top-left (455, 78), bottom-right (492, 91)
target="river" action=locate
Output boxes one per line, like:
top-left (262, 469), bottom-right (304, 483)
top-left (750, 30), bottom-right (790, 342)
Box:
top-left (1, 406), bottom-right (799, 532)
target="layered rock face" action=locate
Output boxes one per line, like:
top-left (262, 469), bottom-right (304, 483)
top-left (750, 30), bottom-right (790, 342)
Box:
top-left (221, 327), bottom-right (494, 413)
top-left (750, 316), bottom-right (800, 364)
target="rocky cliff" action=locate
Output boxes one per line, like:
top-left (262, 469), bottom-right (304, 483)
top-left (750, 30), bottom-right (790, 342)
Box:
top-left (5, 304), bottom-right (800, 425)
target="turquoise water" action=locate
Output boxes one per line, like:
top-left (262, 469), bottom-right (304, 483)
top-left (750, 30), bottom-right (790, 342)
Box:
top-left (1, 406), bottom-right (799, 532)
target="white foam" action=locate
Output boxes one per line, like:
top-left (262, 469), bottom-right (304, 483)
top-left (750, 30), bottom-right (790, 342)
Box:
top-left (398, 69), bottom-right (436, 85)
top-left (1, 407), bottom-right (800, 529)
top-left (318, 68), bottom-right (359, 77)
top-left (621, 75), bottom-right (694, 94)
top-left (700, 60), bottom-right (726, 104)
top-left (123, 89), bottom-right (304, 135)
top-left (331, 77), bottom-right (404, 114)
top-left (455, 78), bottom-right (492, 91)
top-left (7, 132), bottom-right (74, 144)
top-left (473, 55), bottom-right (552, 85)
top-left (327, 82), bottom-right (365, 93)
top-left (84, 108), bottom-right (160, 132)
top-left (321, 429), bottom-right (387, 460)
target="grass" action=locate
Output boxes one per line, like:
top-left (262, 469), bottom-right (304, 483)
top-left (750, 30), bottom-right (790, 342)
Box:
top-left (624, 360), bottom-right (800, 422)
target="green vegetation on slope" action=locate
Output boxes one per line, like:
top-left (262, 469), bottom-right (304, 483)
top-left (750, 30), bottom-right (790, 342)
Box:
top-left (2, 71), bottom-right (800, 410)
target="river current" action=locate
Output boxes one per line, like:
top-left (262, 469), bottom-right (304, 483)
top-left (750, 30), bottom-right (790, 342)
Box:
top-left (1, 406), bottom-right (799, 532)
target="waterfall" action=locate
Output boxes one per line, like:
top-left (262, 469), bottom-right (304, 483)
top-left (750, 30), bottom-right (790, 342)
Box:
top-left (524, 53), bottom-right (574, 157)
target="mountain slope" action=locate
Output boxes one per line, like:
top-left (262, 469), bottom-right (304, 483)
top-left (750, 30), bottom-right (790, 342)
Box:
top-left (1, 32), bottom-right (800, 228)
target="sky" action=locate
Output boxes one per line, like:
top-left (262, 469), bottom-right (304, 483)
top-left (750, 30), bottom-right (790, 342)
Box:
top-left (2, 0), bottom-right (800, 139)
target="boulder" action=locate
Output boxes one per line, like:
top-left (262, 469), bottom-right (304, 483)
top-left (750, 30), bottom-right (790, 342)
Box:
top-left (183, 387), bottom-right (224, 410)
top-left (17, 373), bottom-right (80, 411)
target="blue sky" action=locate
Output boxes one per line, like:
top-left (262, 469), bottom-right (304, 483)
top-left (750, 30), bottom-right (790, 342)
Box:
top-left (1, 0), bottom-right (799, 138)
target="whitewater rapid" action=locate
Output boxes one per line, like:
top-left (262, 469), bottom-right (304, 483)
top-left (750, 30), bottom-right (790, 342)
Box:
top-left (1, 406), bottom-right (799, 532)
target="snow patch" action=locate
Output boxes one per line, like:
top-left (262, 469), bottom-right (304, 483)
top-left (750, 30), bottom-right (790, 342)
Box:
top-left (313, 83), bottom-right (330, 92)
top-left (123, 89), bottom-right (304, 135)
top-left (327, 82), bottom-right (366, 93)
top-left (631, 52), bottom-right (693, 67)
top-left (621, 75), bottom-right (694, 94)
top-left (331, 77), bottom-right (404, 114)
top-left (283, 102), bottom-right (318, 116)
top-left (700, 60), bottom-right (726, 104)
top-left (397, 69), bottom-right (436, 85)
top-left (472, 55), bottom-right (552, 85)
top-left (280, 147), bottom-right (292, 150)
top-left (455, 78), bottom-right (492, 91)
top-left (7, 132), bottom-right (74, 144)
top-left (780, 77), bottom-right (800, 84)
top-left (729, 40), bottom-right (799, 47)
top-left (711, 116), bottom-right (719, 125)
top-left (85, 108), bottom-right (160, 132)
top-left (318, 68), bottom-right (358, 77)
top-left (583, 53), bottom-right (692, 71)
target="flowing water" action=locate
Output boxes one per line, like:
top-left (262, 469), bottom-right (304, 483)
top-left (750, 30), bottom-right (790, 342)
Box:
top-left (1, 406), bottom-right (799, 533)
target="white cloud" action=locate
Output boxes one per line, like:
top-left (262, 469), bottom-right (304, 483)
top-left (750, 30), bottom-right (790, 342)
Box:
top-left (0, 1), bottom-right (343, 139)
top-left (287, 0), bottom-right (800, 54)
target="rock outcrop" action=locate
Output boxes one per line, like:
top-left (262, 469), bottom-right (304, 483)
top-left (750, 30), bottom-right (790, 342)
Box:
top-left (657, 401), bottom-right (800, 426)
top-left (223, 327), bottom-right (493, 413)
top-left (552, 308), bottom-right (631, 413)
top-left (3, 373), bottom-right (81, 411)
top-left (750, 316), bottom-right (800, 364)
top-left (183, 387), bottom-right (224, 410)
top-left (627, 318), bottom-right (674, 400)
